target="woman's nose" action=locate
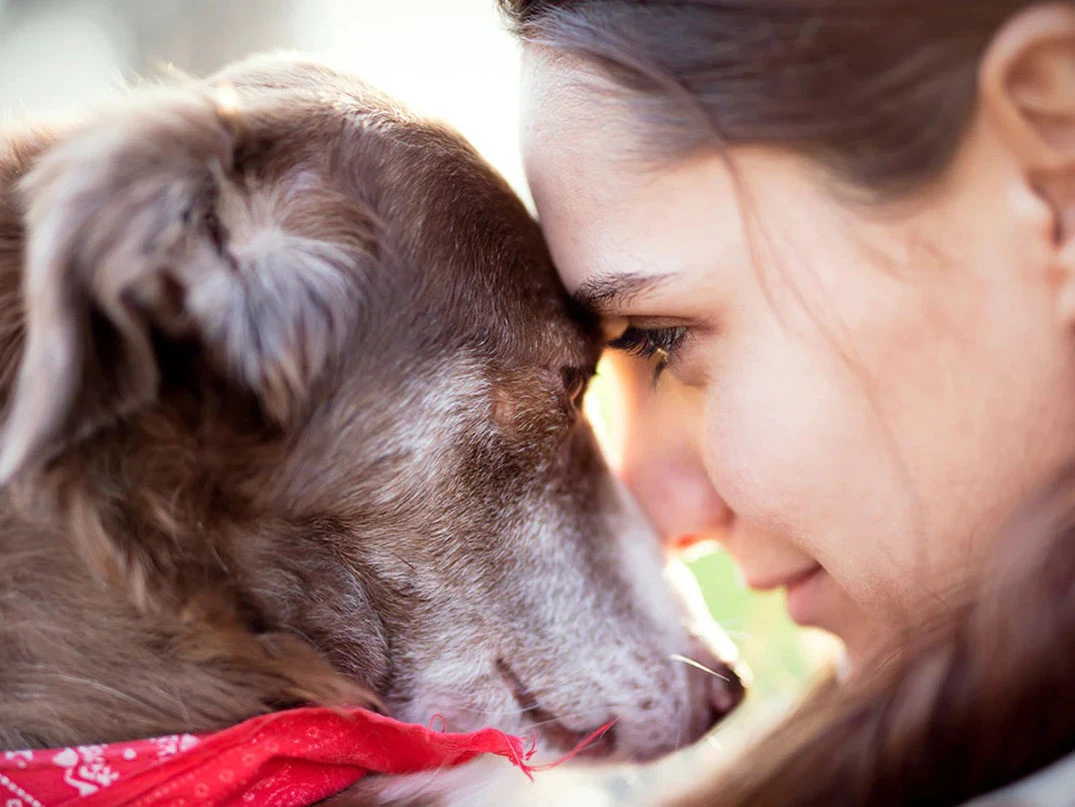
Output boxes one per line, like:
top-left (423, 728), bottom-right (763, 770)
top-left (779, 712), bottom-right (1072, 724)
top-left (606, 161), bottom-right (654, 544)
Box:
top-left (620, 450), bottom-right (731, 550)
top-left (593, 352), bottom-right (732, 551)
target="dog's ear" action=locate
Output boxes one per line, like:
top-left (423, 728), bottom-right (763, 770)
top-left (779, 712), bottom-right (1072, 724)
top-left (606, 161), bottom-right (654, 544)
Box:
top-left (0, 88), bottom-right (364, 482)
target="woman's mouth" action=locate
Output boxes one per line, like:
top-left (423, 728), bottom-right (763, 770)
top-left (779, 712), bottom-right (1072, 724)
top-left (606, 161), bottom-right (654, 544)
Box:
top-left (783, 565), bottom-right (826, 626)
top-left (747, 564), bottom-right (826, 626)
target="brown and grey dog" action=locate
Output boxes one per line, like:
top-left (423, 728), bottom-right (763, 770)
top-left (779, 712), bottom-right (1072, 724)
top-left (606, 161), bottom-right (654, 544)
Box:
top-left (0, 55), bottom-right (742, 803)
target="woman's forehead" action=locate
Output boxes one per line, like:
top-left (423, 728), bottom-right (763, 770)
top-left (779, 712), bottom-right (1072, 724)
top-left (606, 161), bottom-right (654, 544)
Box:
top-left (519, 49), bottom-right (854, 304)
top-left (523, 147), bottom-right (748, 297)
top-left (520, 50), bottom-right (636, 174)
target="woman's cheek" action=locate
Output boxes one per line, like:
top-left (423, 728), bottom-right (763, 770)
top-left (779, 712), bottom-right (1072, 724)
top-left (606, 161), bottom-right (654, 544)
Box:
top-left (703, 340), bottom-right (916, 613)
top-left (701, 340), bottom-right (834, 536)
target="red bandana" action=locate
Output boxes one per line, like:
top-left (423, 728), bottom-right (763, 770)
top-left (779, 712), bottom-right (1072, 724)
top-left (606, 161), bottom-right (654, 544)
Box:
top-left (0, 707), bottom-right (605, 807)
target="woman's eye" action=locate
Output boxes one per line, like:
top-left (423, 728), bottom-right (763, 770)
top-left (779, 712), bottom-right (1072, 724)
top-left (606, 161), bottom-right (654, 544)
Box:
top-left (608, 325), bottom-right (688, 382)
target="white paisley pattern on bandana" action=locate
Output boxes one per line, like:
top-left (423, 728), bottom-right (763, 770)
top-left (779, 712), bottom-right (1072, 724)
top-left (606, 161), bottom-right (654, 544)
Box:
top-left (0, 734), bottom-right (202, 806)
top-left (0, 706), bottom-right (544, 807)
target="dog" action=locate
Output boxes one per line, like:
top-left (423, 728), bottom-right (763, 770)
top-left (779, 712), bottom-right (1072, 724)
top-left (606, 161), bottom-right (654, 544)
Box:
top-left (0, 55), bottom-right (743, 804)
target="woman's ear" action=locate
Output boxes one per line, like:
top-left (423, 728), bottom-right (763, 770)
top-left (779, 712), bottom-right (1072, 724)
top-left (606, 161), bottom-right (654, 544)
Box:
top-left (981, 3), bottom-right (1075, 321)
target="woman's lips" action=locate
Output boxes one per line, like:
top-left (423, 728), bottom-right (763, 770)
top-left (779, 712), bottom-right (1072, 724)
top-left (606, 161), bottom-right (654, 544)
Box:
top-left (784, 566), bottom-right (826, 626)
top-left (746, 564), bottom-right (826, 626)
top-left (745, 564), bottom-right (821, 592)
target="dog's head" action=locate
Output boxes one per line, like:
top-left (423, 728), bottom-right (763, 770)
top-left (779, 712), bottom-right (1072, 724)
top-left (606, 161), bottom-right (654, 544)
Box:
top-left (0, 56), bottom-right (742, 762)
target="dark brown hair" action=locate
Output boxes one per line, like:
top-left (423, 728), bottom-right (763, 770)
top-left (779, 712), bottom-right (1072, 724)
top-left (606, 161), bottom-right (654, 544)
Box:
top-left (499, 1), bottom-right (1075, 805)
top-left (501, 0), bottom-right (1032, 194)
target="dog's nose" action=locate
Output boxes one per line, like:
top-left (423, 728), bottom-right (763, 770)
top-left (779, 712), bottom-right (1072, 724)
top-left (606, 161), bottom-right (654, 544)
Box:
top-left (664, 559), bottom-right (748, 737)
top-left (684, 637), bottom-right (747, 738)
top-left (706, 654), bottom-right (746, 719)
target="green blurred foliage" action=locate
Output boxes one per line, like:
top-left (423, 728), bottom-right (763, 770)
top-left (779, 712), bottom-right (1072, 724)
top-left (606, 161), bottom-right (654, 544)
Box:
top-left (688, 549), bottom-right (838, 721)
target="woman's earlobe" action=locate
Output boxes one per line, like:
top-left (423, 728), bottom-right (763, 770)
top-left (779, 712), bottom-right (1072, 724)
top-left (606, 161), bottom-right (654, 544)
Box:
top-left (1056, 261), bottom-right (1075, 330)
top-left (1036, 181), bottom-right (1075, 327)
top-left (1051, 204), bottom-right (1075, 327)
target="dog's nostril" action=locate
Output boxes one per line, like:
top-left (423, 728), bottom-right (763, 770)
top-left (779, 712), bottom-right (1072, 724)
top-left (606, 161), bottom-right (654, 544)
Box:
top-left (708, 663), bottom-right (746, 720)
top-left (680, 634), bottom-right (748, 729)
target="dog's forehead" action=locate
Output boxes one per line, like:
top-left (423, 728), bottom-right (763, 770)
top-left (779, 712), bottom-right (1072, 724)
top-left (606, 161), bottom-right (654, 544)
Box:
top-left (331, 111), bottom-right (597, 364)
top-left (369, 126), bottom-right (598, 364)
top-left (216, 64), bottom-right (599, 369)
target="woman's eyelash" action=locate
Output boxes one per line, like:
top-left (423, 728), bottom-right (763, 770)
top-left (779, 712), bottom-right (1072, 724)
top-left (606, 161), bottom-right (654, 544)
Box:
top-left (608, 326), bottom-right (688, 382)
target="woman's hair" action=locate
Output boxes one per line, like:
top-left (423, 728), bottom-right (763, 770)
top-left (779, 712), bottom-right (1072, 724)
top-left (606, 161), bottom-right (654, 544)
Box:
top-left (499, 1), bottom-right (1075, 804)
top-left (500, 0), bottom-right (1031, 195)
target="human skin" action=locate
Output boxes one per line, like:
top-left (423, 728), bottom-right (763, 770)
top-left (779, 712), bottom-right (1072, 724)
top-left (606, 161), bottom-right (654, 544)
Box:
top-left (520, 5), bottom-right (1075, 667)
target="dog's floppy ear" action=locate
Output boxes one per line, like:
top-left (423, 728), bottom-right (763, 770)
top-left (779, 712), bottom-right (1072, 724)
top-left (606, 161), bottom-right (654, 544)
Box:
top-left (0, 88), bottom-right (364, 482)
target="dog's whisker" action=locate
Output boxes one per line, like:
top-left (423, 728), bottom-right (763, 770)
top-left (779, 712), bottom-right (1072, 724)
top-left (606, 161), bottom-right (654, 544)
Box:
top-left (524, 707), bottom-right (619, 731)
top-left (438, 703), bottom-right (544, 717)
top-left (669, 653), bottom-right (730, 681)
top-left (426, 701), bottom-right (619, 728)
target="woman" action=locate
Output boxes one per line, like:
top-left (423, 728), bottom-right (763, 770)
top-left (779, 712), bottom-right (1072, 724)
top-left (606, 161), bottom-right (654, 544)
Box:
top-left (500, 1), bottom-right (1075, 804)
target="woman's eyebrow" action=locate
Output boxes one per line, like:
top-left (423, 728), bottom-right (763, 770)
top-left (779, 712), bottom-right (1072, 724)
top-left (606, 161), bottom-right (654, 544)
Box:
top-left (572, 272), bottom-right (671, 313)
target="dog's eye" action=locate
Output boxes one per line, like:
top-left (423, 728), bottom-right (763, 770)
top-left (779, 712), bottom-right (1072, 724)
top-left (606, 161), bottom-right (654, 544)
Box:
top-left (561, 367), bottom-right (591, 410)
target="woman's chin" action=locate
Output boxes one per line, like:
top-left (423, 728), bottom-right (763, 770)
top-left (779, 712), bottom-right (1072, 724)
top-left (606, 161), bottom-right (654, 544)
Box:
top-left (788, 576), bottom-right (894, 676)
top-left (833, 623), bottom-right (900, 680)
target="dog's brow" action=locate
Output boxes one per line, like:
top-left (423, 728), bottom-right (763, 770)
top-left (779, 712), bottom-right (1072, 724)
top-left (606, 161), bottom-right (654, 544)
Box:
top-left (572, 273), bottom-right (671, 314)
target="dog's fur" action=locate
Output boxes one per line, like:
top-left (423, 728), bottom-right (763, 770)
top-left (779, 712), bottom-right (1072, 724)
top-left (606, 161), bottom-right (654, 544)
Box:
top-left (0, 56), bottom-right (741, 804)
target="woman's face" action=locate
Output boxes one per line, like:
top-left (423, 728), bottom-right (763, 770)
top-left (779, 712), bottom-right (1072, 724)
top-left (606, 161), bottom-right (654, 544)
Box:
top-left (521, 52), bottom-right (1075, 666)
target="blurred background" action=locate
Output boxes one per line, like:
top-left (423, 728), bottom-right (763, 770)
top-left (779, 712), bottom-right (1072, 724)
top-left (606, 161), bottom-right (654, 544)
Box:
top-left (0, 1), bottom-right (839, 803)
